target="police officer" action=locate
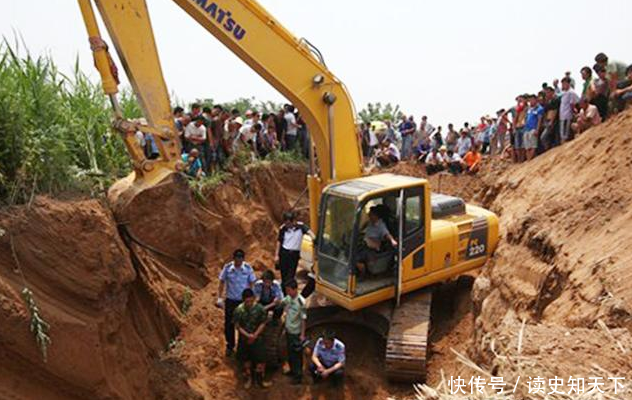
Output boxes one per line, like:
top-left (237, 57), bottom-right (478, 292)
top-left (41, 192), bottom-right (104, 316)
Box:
top-left (310, 330), bottom-right (346, 386)
top-left (275, 211), bottom-right (314, 292)
top-left (217, 249), bottom-right (256, 357)
top-left (253, 269), bottom-right (283, 321)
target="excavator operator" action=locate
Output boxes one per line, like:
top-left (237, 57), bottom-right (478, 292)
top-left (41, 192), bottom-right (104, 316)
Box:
top-left (356, 205), bottom-right (398, 276)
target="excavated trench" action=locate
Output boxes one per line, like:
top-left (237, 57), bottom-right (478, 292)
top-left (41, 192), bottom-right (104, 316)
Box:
top-left (0, 161), bottom-right (486, 400)
top-left (2, 110), bottom-right (632, 400)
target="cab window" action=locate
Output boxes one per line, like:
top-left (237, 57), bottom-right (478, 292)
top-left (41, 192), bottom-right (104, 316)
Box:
top-left (405, 195), bottom-right (422, 234)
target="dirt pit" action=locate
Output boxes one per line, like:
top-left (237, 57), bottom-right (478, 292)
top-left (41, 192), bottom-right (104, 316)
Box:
top-left (2, 110), bottom-right (632, 399)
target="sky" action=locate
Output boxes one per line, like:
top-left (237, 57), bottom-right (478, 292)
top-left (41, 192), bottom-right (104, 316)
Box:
top-left (2, 0), bottom-right (630, 128)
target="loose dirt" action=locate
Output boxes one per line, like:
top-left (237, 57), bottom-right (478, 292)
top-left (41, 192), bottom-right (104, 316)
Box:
top-left (1, 110), bottom-right (631, 399)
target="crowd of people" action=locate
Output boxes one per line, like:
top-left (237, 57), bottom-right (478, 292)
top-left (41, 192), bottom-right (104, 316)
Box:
top-left (360, 52), bottom-right (631, 172)
top-left (136, 103), bottom-right (311, 179)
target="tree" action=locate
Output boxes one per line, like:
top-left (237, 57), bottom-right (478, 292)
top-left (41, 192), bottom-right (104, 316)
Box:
top-left (358, 102), bottom-right (403, 123)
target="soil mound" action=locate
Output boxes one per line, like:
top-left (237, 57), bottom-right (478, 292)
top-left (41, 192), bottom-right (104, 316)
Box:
top-left (465, 110), bottom-right (632, 397)
top-left (0, 162), bottom-right (309, 400)
top-left (0, 198), bottom-right (197, 400)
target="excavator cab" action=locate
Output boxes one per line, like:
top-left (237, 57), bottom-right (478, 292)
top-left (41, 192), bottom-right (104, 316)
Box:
top-left (315, 174), bottom-right (429, 311)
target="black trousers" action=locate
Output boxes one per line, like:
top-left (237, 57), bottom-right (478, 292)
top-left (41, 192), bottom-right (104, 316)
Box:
top-left (301, 275), bottom-right (316, 298)
top-left (426, 164), bottom-right (444, 175)
top-left (224, 299), bottom-right (241, 351)
top-left (279, 248), bottom-right (300, 292)
top-left (310, 363), bottom-right (344, 386)
top-left (287, 333), bottom-right (303, 380)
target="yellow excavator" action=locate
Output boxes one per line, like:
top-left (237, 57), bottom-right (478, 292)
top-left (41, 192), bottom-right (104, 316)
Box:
top-left (78, 0), bottom-right (499, 382)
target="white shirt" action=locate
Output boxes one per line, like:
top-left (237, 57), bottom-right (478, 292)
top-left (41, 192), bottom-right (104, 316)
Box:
top-left (135, 130), bottom-right (146, 147)
top-left (280, 223), bottom-right (309, 251)
top-left (368, 129), bottom-right (378, 146)
top-left (239, 125), bottom-right (255, 143)
top-left (284, 112), bottom-right (298, 136)
top-left (580, 105), bottom-right (602, 125)
top-left (184, 123), bottom-right (206, 141)
top-left (444, 152), bottom-right (462, 163)
top-left (388, 143), bottom-right (401, 160)
top-left (560, 89), bottom-right (580, 120)
top-left (456, 136), bottom-right (472, 156)
top-left (242, 118), bottom-right (254, 131)
top-left (420, 121), bottom-right (435, 137)
top-left (425, 152), bottom-right (443, 164)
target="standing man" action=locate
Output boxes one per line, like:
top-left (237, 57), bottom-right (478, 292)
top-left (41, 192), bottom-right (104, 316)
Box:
top-left (384, 120), bottom-right (398, 145)
top-left (456, 130), bottom-right (472, 158)
top-left (283, 105), bottom-right (299, 150)
top-left (559, 77), bottom-right (580, 143)
top-left (541, 87), bottom-right (560, 150)
top-left (511, 95), bottom-right (527, 162)
top-left (282, 280), bottom-right (307, 385)
top-left (564, 71), bottom-right (576, 89)
top-left (594, 53), bottom-right (627, 95)
top-left (275, 211), bottom-right (314, 292)
top-left (310, 331), bottom-right (346, 386)
top-left (523, 95), bottom-right (544, 161)
top-left (591, 64), bottom-right (611, 121)
top-left (445, 123), bottom-right (458, 152)
top-left (233, 288), bottom-right (271, 389)
top-left (184, 116), bottom-right (207, 158)
top-left (217, 249), bottom-right (257, 357)
top-left (419, 115), bottom-right (435, 140)
top-left (398, 114), bottom-right (415, 160)
top-left (580, 66), bottom-right (594, 100)
top-left (491, 110), bottom-right (510, 156)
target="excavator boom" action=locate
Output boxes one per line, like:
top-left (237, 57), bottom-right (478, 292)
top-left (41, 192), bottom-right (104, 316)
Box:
top-left (78, 0), bottom-right (499, 384)
top-left (78, 0), bottom-right (362, 226)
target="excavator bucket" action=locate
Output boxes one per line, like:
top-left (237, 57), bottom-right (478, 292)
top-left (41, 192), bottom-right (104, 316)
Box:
top-left (107, 168), bottom-right (180, 215)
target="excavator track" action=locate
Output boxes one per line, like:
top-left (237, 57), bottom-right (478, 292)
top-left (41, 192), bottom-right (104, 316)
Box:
top-left (385, 290), bottom-right (432, 382)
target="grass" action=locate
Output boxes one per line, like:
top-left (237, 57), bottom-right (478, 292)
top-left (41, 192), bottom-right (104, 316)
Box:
top-left (0, 39), bottom-right (138, 204)
top-left (188, 170), bottom-right (231, 204)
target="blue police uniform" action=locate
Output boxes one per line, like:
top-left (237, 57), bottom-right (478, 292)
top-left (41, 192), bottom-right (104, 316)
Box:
top-left (219, 261), bottom-right (256, 353)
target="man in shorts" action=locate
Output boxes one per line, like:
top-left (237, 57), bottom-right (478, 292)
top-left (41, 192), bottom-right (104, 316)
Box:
top-left (523, 94), bottom-right (544, 160)
top-left (234, 288), bottom-right (271, 389)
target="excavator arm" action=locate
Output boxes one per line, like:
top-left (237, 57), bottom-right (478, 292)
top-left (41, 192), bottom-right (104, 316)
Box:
top-left (78, 0), bottom-right (363, 226)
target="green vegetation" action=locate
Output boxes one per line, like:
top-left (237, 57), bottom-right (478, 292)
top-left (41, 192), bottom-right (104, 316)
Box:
top-left (0, 40), bottom-right (138, 204)
top-left (195, 96), bottom-right (283, 115)
top-left (358, 102), bottom-right (402, 123)
top-left (21, 288), bottom-right (51, 362)
top-left (266, 148), bottom-right (305, 163)
top-left (180, 286), bottom-right (193, 315)
top-left (188, 170), bottom-right (231, 204)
